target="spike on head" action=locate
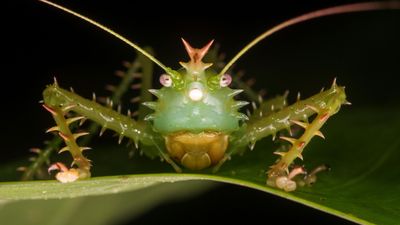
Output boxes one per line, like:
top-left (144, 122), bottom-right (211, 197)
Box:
top-left (180, 39), bottom-right (214, 73)
top-left (181, 38), bottom-right (213, 63)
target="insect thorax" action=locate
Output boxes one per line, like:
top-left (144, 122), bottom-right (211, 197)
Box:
top-left (143, 40), bottom-right (248, 170)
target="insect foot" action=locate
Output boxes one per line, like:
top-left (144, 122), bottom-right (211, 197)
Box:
top-left (267, 166), bottom-right (306, 192)
top-left (297, 164), bottom-right (331, 187)
top-left (48, 162), bottom-right (90, 183)
top-left (267, 164), bottom-right (330, 191)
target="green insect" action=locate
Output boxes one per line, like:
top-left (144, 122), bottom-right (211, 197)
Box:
top-left (36, 0), bottom-right (399, 192)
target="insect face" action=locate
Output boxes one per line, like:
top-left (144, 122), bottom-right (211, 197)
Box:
top-left (145, 39), bottom-right (248, 170)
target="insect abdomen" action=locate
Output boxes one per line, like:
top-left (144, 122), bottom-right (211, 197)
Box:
top-left (165, 132), bottom-right (228, 170)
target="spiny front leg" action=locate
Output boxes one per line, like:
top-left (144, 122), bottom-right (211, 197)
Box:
top-left (267, 82), bottom-right (348, 192)
top-left (266, 109), bottom-right (335, 192)
top-left (42, 81), bottom-right (180, 182)
top-left (42, 104), bottom-right (91, 183)
top-left (43, 81), bottom-right (154, 145)
top-left (238, 80), bottom-right (348, 191)
top-left (22, 56), bottom-right (147, 181)
top-left (267, 108), bottom-right (331, 177)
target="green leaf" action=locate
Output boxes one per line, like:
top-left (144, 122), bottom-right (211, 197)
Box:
top-left (1, 108), bottom-right (399, 225)
top-left (0, 180), bottom-right (215, 225)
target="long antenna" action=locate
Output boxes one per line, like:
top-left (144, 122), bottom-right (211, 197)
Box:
top-left (219, 1), bottom-right (400, 77)
top-left (39, 0), bottom-right (170, 72)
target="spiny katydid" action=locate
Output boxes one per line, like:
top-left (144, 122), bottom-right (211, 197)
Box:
top-left (35, 0), bottom-right (399, 192)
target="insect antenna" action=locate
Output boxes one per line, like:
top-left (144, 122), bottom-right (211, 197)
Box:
top-left (38, 0), bottom-right (171, 74)
top-left (219, 1), bottom-right (400, 77)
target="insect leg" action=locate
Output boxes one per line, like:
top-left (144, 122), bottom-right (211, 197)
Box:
top-left (238, 80), bottom-right (347, 148)
top-left (230, 80), bottom-right (348, 187)
top-left (265, 101), bottom-right (343, 192)
top-left (79, 47), bottom-right (153, 147)
top-left (249, 91), bottom-right (289, 119)
top-left (43, 104), bottom-right (91, 182)
top-left (231, 73), bottom-right (262, 103)
top-left (21, 137), bottom-right (62, 180)
top-left (23, 57), bottom-right (144, 180)
top-left (152, 140), bottom-right (182, 173)
top-left (42, 82), bottom-right (159, 181)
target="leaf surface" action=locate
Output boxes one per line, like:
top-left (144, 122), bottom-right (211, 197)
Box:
top-left (1, 108), bottom-right (399, 225)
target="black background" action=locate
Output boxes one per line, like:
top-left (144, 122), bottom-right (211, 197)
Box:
top-left (3, 0), bottom-right (400, 224)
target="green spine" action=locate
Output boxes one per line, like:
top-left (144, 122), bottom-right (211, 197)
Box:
top-left (43, 84), bottom-right (154, 145)
top-left (236, 84), bottom-right (347, 147)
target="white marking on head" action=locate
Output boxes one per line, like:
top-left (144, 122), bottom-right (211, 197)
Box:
top-left (189, 88), bottom-right (203, 101)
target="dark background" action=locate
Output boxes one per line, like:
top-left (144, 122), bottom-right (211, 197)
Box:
top-left (3, 0), bottom-right (400, 224)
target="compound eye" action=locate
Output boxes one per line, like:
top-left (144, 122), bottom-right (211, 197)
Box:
top-left (160, 74), bottom-right (172, 87)
top-left (220, 74), bottom-right (232, 87)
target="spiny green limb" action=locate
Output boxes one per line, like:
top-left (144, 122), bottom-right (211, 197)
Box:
top-left (152, 140), bottom-right (182, 173)
top-left (42, 82), bottom-right (145, 182)
top-left (266, 109), bottom-right (334, 191)
top-left (43, 83), bottom-right (155, 145)
top-left (43, 104), bottom-right (91, 182)
top-left (231, 73), bottom-right (262, 103)
top-left (226, 80), bottom-right (347, 190)
top-left (81, 57), bottom-right (144, 145)
top-left (21, 138), bottom-right (62, 180)
top-left (236, 81), bottom-right (347, 148)
top-left (23, 59), bottom-right (144, 181)
top-left (265, 82), bottom-right (347, 191)
top-left (108, 58), bottom-right (143, 105)
top-left (249, 91), bottom-right (289, 119)
top-left (268, 110), bottom-right (331, 177)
